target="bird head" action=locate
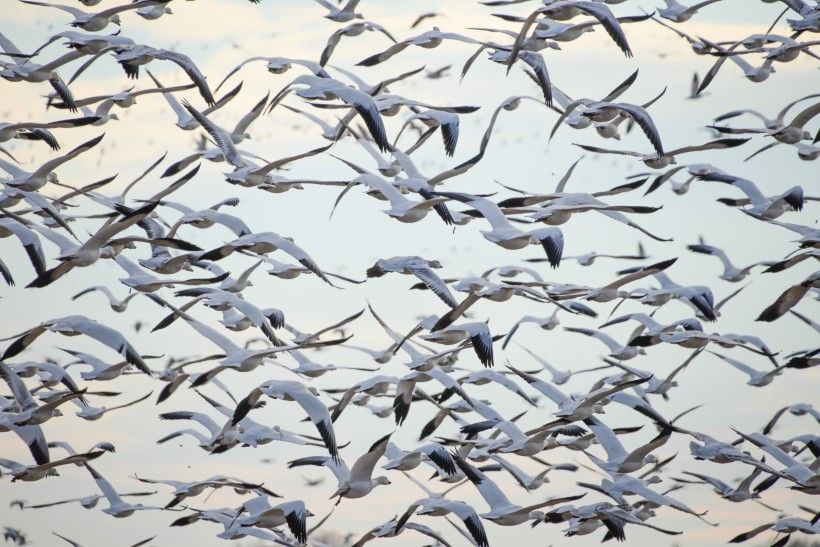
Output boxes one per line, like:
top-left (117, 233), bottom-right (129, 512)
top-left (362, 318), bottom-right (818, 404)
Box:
top-left (375, 476), bottom-right (391, 487)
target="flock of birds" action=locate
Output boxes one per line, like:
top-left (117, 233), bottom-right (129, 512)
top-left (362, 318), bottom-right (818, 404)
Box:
top-left (0, 0), bottom-right (819, 545)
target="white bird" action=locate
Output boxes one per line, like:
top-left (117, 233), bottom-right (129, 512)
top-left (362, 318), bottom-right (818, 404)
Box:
top-left (345, 173), bottom-right (451, 223)
top-left (321, 21), bottom-right (396, 66)
top-left (729, 516), bottom-right (820, 544)
top-left (686, 241), bottom-right (763, 282)
top-left (273, 75), bottom-right (390, 150)
top-left (452, 452), bottom-right (585, 525)
top-left (287, 432), bottom-right (392, 502)
top-left (419, 321), bottom-right (495, 367)
top-left (657, 0), bottom-right (724, 22)
top-left (19, 1), bottom-right (165, 31)
top-left (517, 345), bottom-right (609, 384)
top-left (433, 191), bottom-right (564, 267)
top-left (147, 69), bottom-right (238, 131)
top-left (677, 466), bottom-right (772, 504)
top-left (583, 416), bottom-right (670, 474)
top-left (2, 315), bottom-right (151, 374)
top-left (0, 451), bottom-right (103, 482)
top-left (83, 463), bottom-right (164, 517)
top-left (0, 133), bottom-right (103, 191)
top-left (507, 365), bottom-right (646, 422)
top-left (233, 380), bottom-right (341, 461)
top-left (314, 0), bottom-right (364, 22)
top-left (702, 172), bottom-right (803, 219)
top-left (564, 326), bottom-right (645, 360)
top-left (708, 351), bottom-right (787, 387)
top-left (71, 286), bottom-right (141, 312)
top-left (356, 28), bottom-right (480, 67)
top-left (396, 498), bottom-right (488, 547)
top-left (198, 232), bottom-right (335, 286)
top-left (367, 256), bottom-right (457, 308)
top-left (732, 430), bottom-right (820, 490)
top-left (381, 441), bottom-right (457, 475)
top-left (234, 497), bottom-right (312, 543)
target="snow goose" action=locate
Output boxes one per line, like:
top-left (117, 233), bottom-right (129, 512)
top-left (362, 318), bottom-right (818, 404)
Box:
top-left (278, 348), bottom-right (378, 378)
top-left (517, 345), bottom-right (610, 384)
top-left (708, 351), bottom-right (787, 387)
top-left (233, 380), bottom-right (341, 461)
top-left (114, 255), bottom-right (227, 293)
top-left (582, 416), bottom-right (671, 474)
top-left (354, 516), bottom-right (459, 547)
top-left (549, 242), bottom-right (648, 267)
top-left (170, 287), bottom-right (278, 342)
top-left (703, 172), bottom-right (803, 219)
top-left (393, 366), bottom-right (474, 425)
top-left (71, 286), bottom-right (140, 313)
top-left (215, 57), bottom-right (328, 94)
top-left (158, 412), bottom-right (242, 453)
top-left (697, 38), bottom-right (777, 94)
top-left (432, 191), bottom-right (564, 267)
top-left (732, 429), bottom-right (820, 490)
top-left (381, 441), bottom-right (457, 475)
top-left (233, 497), bottom-right (312, 543)
top-left (0, 363), bottom-right (84, 426)
top-left (147, 70), bottom-right (239, 130)
top-left (758, 272), bottom-right (820, 321)
top-left (26, 489), bottom-right (154, 510)
top-left (133, 475), bottom-right (268, 510)
top-left (762, 402), bottom-right (820, 435)
top-left (150, 299), bottom-right (345, 378)
top-left (687, 241), bottom-right (763, 282)
top-left (283, 308), bottom-right (364, 345)
top-left (488, 454), bottom-right (577, 491)
top-left (60, 348), bottom-right (134, 381)
top-left (0, 33), bottom-right (80, 109)
top-left (271, 75), bottom-right (389, 150)
top-left (579, 474), bottom-right (710, 520)
top-left (729, 516), bottom-right (820, 544)
top-left (576, 136), bottom-right (749, 169)
top-left (0, 450), bottom-right (103, 482)
top-left (450, 369), bottom-right (537, 405)
top-left (26, 201), bottom-right (157, 288)
top-left (564, 326), bottom-right (645, 360)
top-left (418, 321), bottom-right (495, 367)
top-left (508, 365), bottom-right (647, 423)
top-left (287, 432), bottom-right (392, 502)
top-left (198, 232), bottom-right (335, 286)
top-left (321, 22), bottom-right (396, 66)
top-left (83, 463), bottom-right (165, 517)
top-left (19, 0), bottom-right (165, 31)
top-left (452, 451), bottom-right (585, 525)
top-left (0, 116), bottom-right (99, 150)
top-left (2, 315), bottom-right (151, 374)
top-left (343, 173), bottom-right (451, 223)
top-left (69, 45), bottom-right (216, 105)
top-left (506, 1), bottom-right (635, 68)
top-left (367, 256), bottom-right (457, 308)
top-left (657, 0), bottom-right (723, 22)
top-left (314, 0), bottom-right (364, 22)
top-left (356, 28), bottom-right (480, 67)
top-left (0, 133), bottom-right (103, 191)
top-left (72, 391), bottom-right (151, 421)
top-left (395, 110), bottom-right (461, 156)
top-left (0, 216), bottom-right (46, 278)
top-left (394, 498), bottom-right (488, 547)
top-left (676, 466), bottom-right (774, 504)
top-left (544, 501), bottom-right (683, 540)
